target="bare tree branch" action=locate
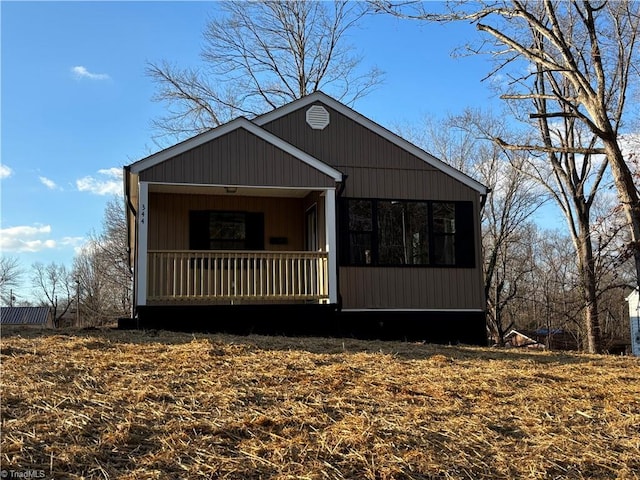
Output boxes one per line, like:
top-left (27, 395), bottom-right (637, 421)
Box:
top-left (371, 0), bottom-right (640, 294)
top-left (148, 0), bottom-right (384, 144)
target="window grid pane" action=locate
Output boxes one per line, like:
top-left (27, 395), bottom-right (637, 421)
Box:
top-left (347, 200), bottom-right (373, 264)
top-left (377, 201), bottom-right (429, 265)
top-left (433, 202), bottom-right (456, 265)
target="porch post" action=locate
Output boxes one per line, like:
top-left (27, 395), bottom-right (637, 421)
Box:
top-left (324, 188), bottom-right (338, 304)
top-left (136, 181), bottom-right (149, 306)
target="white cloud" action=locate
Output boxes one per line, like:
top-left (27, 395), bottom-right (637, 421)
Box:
top-left (71, 65), bottom-right (110, 81)
top-left (39, 176), bottom-right (60, 190)
top-left (76, 167), bottom-right (122, 196)
top-left (61, 236), bottom-right (85, 247)
top-left (0, 225), bottom-right (57, 253)
top-left (0, 164), bottom-right (13, 179)
top-left (60, 236), bottom-right (86, 256)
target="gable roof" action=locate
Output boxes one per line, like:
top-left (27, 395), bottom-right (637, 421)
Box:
top-left (1, 306), bottom-right (51, 325)
top-left (254, 91), bottom-right (488, 195)
top-left (504, 329), bottom-right (542, 346)
top-left (128, 116), bottom-right (343, 182)
top-left (127, 92), bottom-right (489, 195)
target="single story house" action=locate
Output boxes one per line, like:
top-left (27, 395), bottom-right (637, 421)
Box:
top-left (122, 91), bottom-right (489, 344)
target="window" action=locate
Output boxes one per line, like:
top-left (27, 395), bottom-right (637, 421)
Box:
top-left (348, 199), bottom-right (373, 264)
top-left (340, 199), bottom-right (475, 267)
top-left (378, 201), bottom-right (429, 265)
top-left (432, 202), bottom-right (456, 265)
top-left (190, 211), bottom-right (264, 250)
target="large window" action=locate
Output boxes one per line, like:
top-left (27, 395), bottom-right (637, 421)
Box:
top-left (189, 211), bottom-right (264, 250)
top-left (339, 198), bottom-right (475, 267)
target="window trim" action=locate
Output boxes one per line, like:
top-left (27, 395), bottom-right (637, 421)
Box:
top-left (339, 198), bottom-right (475, 268)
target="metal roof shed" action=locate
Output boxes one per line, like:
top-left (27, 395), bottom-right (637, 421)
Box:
top-left (0, 307), bottom-right (53, 328)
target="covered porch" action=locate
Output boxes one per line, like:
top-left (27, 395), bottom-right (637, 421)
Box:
top-left (130, 182), bottom-right (339, 308)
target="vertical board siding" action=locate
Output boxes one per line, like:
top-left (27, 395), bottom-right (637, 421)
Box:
top-left (148, 193), bottom-right (305, 251)
top-left (262, 104), bottom-right (438, 171)
top-left (139, 129), bottom-right (335, 188)
top-left (302, 192), bottom-right (327, 252)
top-left (339, 267), bottom-right (484, 310)
top-left (261, 104), bottom-right (478, 201)
top-left (334, 167), bottom-right (477, 201)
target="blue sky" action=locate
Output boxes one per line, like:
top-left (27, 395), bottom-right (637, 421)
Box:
top-left (1, 0), bottom-right (519, 301)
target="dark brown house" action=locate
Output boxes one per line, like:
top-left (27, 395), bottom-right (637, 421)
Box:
top-left (122, 92), bottom-right (489, 344)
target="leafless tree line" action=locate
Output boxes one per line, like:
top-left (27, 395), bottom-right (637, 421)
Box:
top-left (400, 105), bottom-right (634, 353)
top-left (0, 198), bottom-right (132, 327)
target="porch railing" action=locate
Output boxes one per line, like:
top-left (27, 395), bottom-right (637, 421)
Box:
top-left (147, 250), bottom-right (329, 303)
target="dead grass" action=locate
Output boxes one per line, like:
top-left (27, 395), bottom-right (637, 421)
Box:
top-left (1, 326), bottom-right (639, 479)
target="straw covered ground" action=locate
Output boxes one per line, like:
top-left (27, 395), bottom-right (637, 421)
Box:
top-left (1, 327), bottom-right (639, 480)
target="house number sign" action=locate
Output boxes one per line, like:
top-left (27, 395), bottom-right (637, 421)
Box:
top-left (140, 203), bottom-right (146, 225)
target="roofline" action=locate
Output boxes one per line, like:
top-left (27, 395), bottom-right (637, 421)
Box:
top-left (504, 329), bottom-right (541, 344)
top-left (254, 91), bottom-right (488, 195)
top-left (127, 117), bottom-right (343, 182)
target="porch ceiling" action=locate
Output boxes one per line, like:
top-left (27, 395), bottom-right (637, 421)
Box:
top-left (148, 183), bottom-right (316, 198)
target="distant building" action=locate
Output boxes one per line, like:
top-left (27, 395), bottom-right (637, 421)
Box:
top-left (504, 328), bottom-right (579, 351)
top-left (504, 330), bottom-right (545, 349)
top-left (0, 306), bottom-right (53, 329)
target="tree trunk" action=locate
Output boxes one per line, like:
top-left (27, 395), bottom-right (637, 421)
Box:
top-left (577, 218), bottom-right (601, 353)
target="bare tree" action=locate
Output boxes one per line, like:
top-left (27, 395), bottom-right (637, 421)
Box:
top-left (529, 229), bottom-right (584, 349)
top-left (147, 0), bottom-right (383, 142)
top-left (486, 221), bottom-right (539, 345)
top-left (0, 256), bottom-right (23, 306)
top-left (446, 110), bottom-right (546, 346)
top-left (96, 196), bottom-right (132, 315)
top-left (72, 197), bottom-right (132, 325)
top-left (373, 0), bottom-right (640, 299)
top-left (31, 262), bottom-right (73, 327)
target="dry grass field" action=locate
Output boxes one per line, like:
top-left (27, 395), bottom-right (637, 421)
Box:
top-left (1, 326), bottom-right (639, 480)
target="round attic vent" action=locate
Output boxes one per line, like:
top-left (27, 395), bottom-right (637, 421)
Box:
top-left (306, 105), bottom-right (330, 130)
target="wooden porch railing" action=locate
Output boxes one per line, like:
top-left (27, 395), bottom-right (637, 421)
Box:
top-left (147, 250), bottom-right (329, 303)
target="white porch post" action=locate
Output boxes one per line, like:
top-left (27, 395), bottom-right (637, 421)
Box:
top-left (136, 181), bottom-right (149, 306)
top-left (324, 188), bottom-right (338, 304)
